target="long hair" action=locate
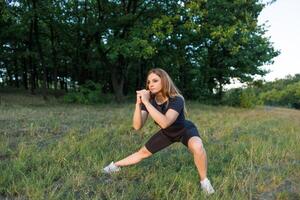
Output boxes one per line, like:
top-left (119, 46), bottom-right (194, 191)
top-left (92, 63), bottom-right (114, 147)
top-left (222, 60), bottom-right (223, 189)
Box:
top-left (145, 68), bottom-right (187, 114)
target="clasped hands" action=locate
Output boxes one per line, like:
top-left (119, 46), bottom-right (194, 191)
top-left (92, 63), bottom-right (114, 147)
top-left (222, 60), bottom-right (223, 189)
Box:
top-left (136, 89), bottom-right (150, 104)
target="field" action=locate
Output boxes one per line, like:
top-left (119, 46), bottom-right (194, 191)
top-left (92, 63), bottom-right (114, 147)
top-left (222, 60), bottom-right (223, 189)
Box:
top-left (0, 93), bottom-right (299, 200)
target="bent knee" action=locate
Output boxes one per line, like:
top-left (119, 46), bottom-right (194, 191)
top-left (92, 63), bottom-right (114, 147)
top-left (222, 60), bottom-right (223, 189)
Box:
top-left (193, 146), bottom-right (206, 155)
top-left (189, 140), bottom-right (206, 155)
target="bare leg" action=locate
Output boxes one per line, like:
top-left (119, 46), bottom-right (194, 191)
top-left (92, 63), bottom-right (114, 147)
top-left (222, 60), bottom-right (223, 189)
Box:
top-left (114, 146), bottom-right (152, 167)
top-left (188, 137), bottom-right (207, 181)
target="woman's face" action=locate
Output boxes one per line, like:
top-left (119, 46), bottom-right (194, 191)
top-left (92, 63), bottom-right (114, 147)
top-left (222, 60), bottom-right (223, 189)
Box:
top-left (147, 73), bottom-right (162, 95)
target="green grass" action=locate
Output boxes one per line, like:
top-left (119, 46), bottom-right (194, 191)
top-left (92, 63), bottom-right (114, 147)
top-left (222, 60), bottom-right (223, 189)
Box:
top-left (0, 93), bottom-right (299, 199)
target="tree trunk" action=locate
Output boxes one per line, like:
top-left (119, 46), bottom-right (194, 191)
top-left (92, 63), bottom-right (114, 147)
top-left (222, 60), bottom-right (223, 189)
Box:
top-left (49, 22), bottom-right (58, 94)
top-left (73, 0), bottom-right (83, 85)
top-left (22, 58), bottom-right (28, 90)
top-left (217, 77), bottom-right (224, 100)
top-left (28, 18), bottom-right (36, 94)
top-left (135, 59), bottom-right (145, 90)
top-left (81, 0), bottom-right (89, 84)
top-left (7, 67), bottom-right (13, 86)
top-left (64, 77), bottom-right (68, 92)
top-left (29, 60), bottom-right (36, 94)
top-left (14, 59), bottom-right (19, 88)
top-left (32, 0), bottom-right (47, 100)
top-left (178, 59), bottom-right (185, 94)
top-left (60, 79), bottom-right (64, 90)
top-left (111, 66), bottom-right (124, 103)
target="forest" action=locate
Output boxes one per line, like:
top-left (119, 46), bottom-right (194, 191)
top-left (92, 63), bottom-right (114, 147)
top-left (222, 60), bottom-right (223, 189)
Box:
top-left (0, 0), bottom-right (279, 102)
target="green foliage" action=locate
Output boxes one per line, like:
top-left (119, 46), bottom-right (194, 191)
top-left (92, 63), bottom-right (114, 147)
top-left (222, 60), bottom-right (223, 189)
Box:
top-left (222, 88), bottom-right (262, 108)
top-left (223, 74), bottom-right (300, 109)
top-left (259, 81), bottom-right (300, 108)
top-left (222, 88), bottom-right (243, 107)
top-left (63, 81), bottom-right (109, 104)
top-left (240, 89), bottom-right (260, 108)
top-left (0, 0), bottom-right (279, 101)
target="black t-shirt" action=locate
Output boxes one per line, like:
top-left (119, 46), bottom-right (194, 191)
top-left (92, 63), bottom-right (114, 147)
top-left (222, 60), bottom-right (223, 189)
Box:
top-left (141, 96), bottom-right (185, 127)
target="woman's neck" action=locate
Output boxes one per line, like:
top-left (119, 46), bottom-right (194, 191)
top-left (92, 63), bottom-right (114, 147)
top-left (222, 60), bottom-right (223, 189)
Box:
top-left (155, 93), bottom-right (168, 104)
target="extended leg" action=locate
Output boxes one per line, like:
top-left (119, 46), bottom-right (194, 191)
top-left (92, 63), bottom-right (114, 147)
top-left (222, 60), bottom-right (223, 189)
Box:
top-left (103, 130), bottom-right (171, 174)
top-left (114, 146), bottom-right (152, 167)
top-left (115, 130), bottom-right (173, 167)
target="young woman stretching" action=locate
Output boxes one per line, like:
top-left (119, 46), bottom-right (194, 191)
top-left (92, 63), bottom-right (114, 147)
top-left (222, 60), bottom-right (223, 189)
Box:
top-left (103, 68), bottom-right (215, 194)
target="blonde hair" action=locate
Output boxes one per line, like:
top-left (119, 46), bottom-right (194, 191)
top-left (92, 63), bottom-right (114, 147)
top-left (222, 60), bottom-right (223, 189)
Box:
top-left (146, 68), bottom-right (187, 114)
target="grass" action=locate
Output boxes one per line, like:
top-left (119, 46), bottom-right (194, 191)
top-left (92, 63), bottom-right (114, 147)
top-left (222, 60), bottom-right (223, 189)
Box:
top-left (0, 93), bottom-right (299, 199)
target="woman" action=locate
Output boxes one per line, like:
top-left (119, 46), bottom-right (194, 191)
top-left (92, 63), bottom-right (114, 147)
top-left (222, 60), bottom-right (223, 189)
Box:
top-left (103, 68), bottom-right (215, 194)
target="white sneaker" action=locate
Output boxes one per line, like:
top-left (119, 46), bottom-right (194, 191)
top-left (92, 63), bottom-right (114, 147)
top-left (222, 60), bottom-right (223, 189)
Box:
top-left (200, 178), bottom-right (215, 195)
top-left (102, 162), bottom-right (121, 174)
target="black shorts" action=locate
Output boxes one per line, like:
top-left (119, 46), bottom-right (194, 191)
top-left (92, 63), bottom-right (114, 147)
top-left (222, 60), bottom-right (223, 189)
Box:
top-left (145, 120), bottom-right (200, 154)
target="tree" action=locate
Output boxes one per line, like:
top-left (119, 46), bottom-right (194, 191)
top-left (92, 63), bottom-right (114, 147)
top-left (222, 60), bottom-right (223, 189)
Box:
top-left (0, 0), bottom-right (279, 103)
top-left (186, 0), bottom-right (280, 99)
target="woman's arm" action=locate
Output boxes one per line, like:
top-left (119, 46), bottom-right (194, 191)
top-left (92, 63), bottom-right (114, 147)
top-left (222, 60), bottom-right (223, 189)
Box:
top-left (143, 101), bottom-right (179, 129)
top-left (132, 104), bottom-right (148, 130)
top-left (132, 91), bottom-right (148, 130)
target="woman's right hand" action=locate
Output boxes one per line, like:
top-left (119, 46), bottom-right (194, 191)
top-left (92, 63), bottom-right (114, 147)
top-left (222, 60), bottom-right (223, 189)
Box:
top-left (136, 90), bottom-right (142, 104)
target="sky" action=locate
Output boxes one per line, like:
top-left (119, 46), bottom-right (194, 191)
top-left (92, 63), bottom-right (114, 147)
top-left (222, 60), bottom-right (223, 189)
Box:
top-left (258, 0), bottom-right (300, 81)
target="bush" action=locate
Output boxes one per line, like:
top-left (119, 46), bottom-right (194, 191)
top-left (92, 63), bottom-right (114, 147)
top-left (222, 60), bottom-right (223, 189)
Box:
top-left (240, 89), bottom-right (257, 108)
top-left (281, 82), bottom-right (300, 108)
top-left (64, 81), bottom-right (112, 104)
top-left (222, 88), bottom-right (243, 107)
top-left (222, 88), bottom-right (262, 108)
top-left (258, 81), bottom-right (300, 109)
top-left (223, 76), bottom-right (300, 109)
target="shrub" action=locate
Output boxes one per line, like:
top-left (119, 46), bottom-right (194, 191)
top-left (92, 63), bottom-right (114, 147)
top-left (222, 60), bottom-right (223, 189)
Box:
top-left (64, 81), bottom-right (108, 104)
top-left (223, 88), bottom-right (262, 108)
top-left (223, 75), bottom-right (300, 109)
top-left (240, 89), bottom-right (257, 108)
top-left (222, 88), bottom-right (243, 107)
top-left (279, 82), bottom-right (300, 108)
top-left (259, 81), bottom-right (300, 109)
